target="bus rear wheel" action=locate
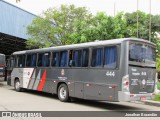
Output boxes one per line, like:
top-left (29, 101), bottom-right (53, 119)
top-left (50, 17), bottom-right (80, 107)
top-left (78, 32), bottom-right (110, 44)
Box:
top-left (58, 84), bottom-right (70, 102)
top-left (14, 79), bottom-right (22, 92)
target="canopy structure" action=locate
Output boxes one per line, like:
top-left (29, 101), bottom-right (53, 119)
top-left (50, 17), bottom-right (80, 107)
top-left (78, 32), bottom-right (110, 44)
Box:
top-left (0, 0), bottom-right (36, 55)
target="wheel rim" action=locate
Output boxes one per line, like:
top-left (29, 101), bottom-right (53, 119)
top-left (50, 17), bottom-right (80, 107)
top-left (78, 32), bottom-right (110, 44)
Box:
top-left (15, 81), bottom-right (20, 90)
top-left (59, 87), bottom-right (67, 99)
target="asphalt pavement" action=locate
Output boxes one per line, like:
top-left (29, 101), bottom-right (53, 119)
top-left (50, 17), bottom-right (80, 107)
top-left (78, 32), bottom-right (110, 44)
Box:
top-left (0, 80), bottom-right (160, 120)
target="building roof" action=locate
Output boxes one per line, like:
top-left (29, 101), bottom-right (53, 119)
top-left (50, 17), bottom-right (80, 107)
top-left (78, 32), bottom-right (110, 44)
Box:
top-left (0, 0), bottom-right (36, 39)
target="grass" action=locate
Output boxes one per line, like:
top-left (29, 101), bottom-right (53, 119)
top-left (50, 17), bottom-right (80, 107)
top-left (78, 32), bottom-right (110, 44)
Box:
top-left (153, 94), bottom-right (160, 101)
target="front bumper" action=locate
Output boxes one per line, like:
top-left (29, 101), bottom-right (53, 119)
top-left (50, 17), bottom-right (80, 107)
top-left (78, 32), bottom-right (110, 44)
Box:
top-left (118, 91), bottom-right (154, 101)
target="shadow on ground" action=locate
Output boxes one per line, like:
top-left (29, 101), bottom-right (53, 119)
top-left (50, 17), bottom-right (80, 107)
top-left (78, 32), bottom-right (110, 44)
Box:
top-left (8, 88), bottom-right (147, 111)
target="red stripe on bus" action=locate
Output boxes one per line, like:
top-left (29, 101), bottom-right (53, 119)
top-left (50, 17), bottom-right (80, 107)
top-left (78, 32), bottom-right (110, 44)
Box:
top-left (37, 70), bottom-right (47, 91)
top-left (0, 64), bottom-right (5, 67)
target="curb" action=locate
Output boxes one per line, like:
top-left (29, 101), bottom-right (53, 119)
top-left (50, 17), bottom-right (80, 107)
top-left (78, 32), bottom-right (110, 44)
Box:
top-left (142, 100), bottom-right (160, 107)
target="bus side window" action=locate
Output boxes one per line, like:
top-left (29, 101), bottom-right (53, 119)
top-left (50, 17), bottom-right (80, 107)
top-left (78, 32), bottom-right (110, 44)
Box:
top-left (52, 52), bottom-right (59, 67)
top-left (82, 49), bottom-right (89, 67)
top-left (38, 53), bottom-right (43, 67)
top-left (26, 54), bottom-right (37, 67)
top-left (17, 55), bottom-right (26, 67)
top-left (73, 50), bottom-right (82, 67)
top-left (42, 52), bottom-right (50, 67)
top-left (26, 54), bottom-right (31, 67)
top-left (13, 56), bottom-right (17, 67)
top-left (60, 51), bottom-right (68, 67)
top-left (31, 54), bottom-right (37, 67)
top-left (104, 46), bottom-right (117, 69)
top-left (68, 50), bottom-right (73, 67)
top-left (91, 48), bottom-right (103, 67)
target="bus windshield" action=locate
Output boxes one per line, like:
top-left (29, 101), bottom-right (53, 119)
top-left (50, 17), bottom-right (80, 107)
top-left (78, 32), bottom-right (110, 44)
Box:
top-left (129, 43), bottom-right (156, 63)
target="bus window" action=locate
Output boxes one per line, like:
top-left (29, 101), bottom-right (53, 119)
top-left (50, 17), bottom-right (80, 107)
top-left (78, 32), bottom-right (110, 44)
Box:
top-left (91, 48), bottom-right (103, 67)
top-left (26, 54), bottom-right (37, 67)
top-left (17, 55), bottom-right (26, 67)
top-left (38, 53), bottom-right (42, 67)
top-left (129, 43), bottom-right (155, 63)
top-left (13, 56), bottom-right (17, 67)
top-left (60, 51), bottom-right (68, 67)
top-left (72, 50), bottom-right (82, 67)
top-left (38, 52), bottom-right (50, 67)
top-left (68, 50), bottom-right (73, 67)
top-left (52, 52), bottom-right (59, 67)
top-left (26, 55), bottom-right (31, 67)
top-left (82, 49), bottom-right (89, 67)
top-left (104, 46), bottom-right (117, 69)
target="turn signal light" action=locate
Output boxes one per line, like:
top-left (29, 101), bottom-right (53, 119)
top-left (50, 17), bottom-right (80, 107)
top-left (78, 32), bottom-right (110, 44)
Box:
top-left (125, 81), bottom-right (129, 85)
top-left (112, 86), bottom-right (115, 89)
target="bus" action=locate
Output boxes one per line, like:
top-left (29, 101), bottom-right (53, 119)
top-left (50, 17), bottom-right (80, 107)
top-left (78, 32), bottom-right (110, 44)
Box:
top-left (7, 38), bottom-right (156, 102)
top-left (0, 53), bottom-right (5, 80)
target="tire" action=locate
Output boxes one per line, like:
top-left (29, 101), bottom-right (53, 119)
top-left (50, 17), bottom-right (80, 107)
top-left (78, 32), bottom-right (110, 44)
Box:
top-left (14, 79), bottom-right (22, 92)
top-left (58, 84), bottom-right (70, 102)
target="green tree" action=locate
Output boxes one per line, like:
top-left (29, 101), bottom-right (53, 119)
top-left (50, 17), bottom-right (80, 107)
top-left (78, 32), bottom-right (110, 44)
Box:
top-left (124, 11), bottom-right (149, 39)
top-left (26, 4), bottom-right (92, 48)
top-left (156, 57), bottom-right (160, 73)
top-left (91, 12), bottom-right (115, 40)
top-left (69, 15), bottom-right (93, 43)
top-left (112, 12), bottom-right (127, 38)
top-left (71, 12), bottom-right (116, 42)
top-left (124, 11), bottom-right (160, 42)
top-left (72, 12), bottom-right (127, 42)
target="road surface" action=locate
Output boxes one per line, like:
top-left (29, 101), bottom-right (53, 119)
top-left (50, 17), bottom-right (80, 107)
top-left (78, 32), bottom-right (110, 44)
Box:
top-left (0, 81), bottom-right (159, 120)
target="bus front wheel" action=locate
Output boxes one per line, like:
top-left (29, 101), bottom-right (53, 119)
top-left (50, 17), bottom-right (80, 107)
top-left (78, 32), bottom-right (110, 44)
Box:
top-left (58, 84), bottom-right (70, 102)
top-left (14, 79), bottom-right (22, 92)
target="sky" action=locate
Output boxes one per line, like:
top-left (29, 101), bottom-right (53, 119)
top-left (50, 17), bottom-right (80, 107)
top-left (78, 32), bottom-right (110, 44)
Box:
top-left (4, 0), bottom-right (160, 16)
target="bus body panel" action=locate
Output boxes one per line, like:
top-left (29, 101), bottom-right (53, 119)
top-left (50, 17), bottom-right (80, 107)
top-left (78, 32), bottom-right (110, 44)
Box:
top-left (9, 38), bottom-right (156, 102)
top-left (0, 54), bottom-right (5, 79)
top-left (33, 69), bottom-right (42, 90)
top-left (11, 67), bottom-right (121, 101)
top-left (11, 68), bottom-right (34, 88)
top-left (74, 82), bottom-right (83, 98)
top-left (0, 66), bottom-right (5, 77)
top-left (118, 91), bottom-right (154, 101)
top-left (129, 66), bottom-right (156, 94)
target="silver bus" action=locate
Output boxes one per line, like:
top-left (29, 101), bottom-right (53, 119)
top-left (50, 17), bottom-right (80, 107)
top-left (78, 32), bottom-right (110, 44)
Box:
top-left (7, 38), bottom-right (156, 102)
top-left (0, 53), bottom-right (5, 80)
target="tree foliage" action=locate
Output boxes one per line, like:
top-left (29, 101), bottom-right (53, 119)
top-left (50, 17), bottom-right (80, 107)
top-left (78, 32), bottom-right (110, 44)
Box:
top-left (26, 5), bottom-right (160, 52)
top-left (26, 5), bottom-right (92, 48)
top-left (26, 6), bottom-right (160, 73)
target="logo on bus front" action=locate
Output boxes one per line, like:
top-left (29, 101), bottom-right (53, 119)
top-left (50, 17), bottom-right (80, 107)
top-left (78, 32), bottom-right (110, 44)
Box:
top-left (142, 79), bottom-right (146, 85)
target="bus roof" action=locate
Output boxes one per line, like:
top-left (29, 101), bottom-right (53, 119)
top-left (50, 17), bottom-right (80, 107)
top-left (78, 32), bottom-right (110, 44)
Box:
top-left (0, 53), bottom-right (5, 56)
top-left (12, 38), bottom-right (156, 55)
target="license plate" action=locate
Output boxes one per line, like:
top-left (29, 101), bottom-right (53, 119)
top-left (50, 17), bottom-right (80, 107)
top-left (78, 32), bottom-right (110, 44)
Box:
top-left (140, 96), bottom-right (146, 101)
